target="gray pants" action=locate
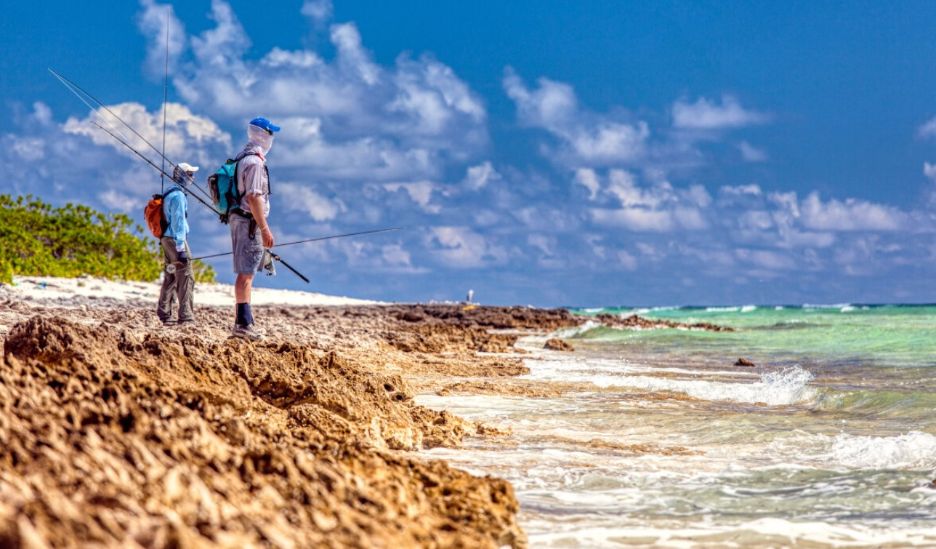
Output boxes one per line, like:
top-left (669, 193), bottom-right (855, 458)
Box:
top-left (157, 237), bottom-right (194, 323)
top-left (230, 214), bottom-right (265, 275)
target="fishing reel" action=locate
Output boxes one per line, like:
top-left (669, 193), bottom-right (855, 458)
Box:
top-left (261, 250), bottom-right (276, 276)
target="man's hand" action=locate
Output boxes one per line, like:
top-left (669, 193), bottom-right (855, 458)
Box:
top-left (177, 249), bottom-right (189, 263)
top-left (261, 226), bottom-right (275, 248)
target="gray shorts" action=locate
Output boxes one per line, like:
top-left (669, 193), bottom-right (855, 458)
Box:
top-left (230, 214), bottom-right (264, 275)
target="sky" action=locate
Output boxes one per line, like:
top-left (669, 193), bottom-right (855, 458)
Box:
top-left (1, 0), bottom-right (935, 306)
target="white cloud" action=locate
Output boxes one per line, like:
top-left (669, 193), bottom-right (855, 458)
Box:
top-left (924, 162), bottom-right (936, 181)
top-left (735, 248), bottom-right (795, 270)
top-left (797, 192), bottom-right (904, 231)
top-left (261, 48), bottom-right (322, 69)
top-left (10, 137), bottom-right (45, 162)
top-left (151, 2), bottom-right (487, 184)
top-left (63, 102), bottom-right (232, 168)
top-left (582, 169), bottom-right (709, 231)
top-left (720, 183), bottom-right (763, 196)
top-left (278, 182), bottom-right (345, 222)
top-left (384, 181), bottom-right (439, 213)
top-left (301, 0), bottom-right (333, 24)
top-left (426, 226), bottom-right (507, 268)
top-left (590, 207), bottom-right (677, 232)
top-left (503, 69), bottom-right (648, 166)
top-left (672, 95), bottom-right (769, 130)
top-left (918, 116), bottom-right (936, 138)
top-left (527, 234), bottom-right (555, 256)
top-left (616, 249), bottom-right (638, 270)
top-left (738, 140), bottom-right (768, 162)
top-left (137, 0), bottom-right (187, 77)
top-left (574, 168), bottom-right (601, 200)
top-left (463, 161), bottom-right (500, 191)
top-left (32, 102), bottom-right (53, 126)
top-left (99, 190), bottom-right (139, 212)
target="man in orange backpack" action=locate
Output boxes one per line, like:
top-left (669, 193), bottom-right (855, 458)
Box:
top-left (156, 162), bottom-right (199, 326)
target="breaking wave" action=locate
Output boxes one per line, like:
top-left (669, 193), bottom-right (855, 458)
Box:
top-left (822, 432), bottom-right (936, 469)
top-left (703, 305), bottom-right (758, 313)
top-left (527, 362), bottom-right (816, 406)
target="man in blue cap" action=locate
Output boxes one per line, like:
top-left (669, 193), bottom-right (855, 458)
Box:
top-left (229, 116), bottom-right (280, 340)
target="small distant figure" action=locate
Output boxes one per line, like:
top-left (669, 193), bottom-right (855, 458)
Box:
top-left (157, 162), bottom-right (199, 326)
top-left (466, 289), bottom-right (474, 303)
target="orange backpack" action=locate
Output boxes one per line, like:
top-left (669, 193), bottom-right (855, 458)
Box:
top-left (143, 188), bottom-right (182, 238)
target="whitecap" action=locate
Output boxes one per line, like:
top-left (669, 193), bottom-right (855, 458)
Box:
top-left (549, 320), bottom-right (602, 339)
top-left (527, 364), bottom-right (816, 406)
top-left (825, 431), bottom-right (936, 469)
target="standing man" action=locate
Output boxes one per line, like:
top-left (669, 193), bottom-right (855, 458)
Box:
top-left (230, 116), bottom-right (279, 340)
top-left (157, 162), bottom-right (199, 326)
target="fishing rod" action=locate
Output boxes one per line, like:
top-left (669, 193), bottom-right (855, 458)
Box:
top-left (95, 117), bottom-right (313, 284)
top-left (90, 121), bottom-right (217, 213)
top-left (160, 22), bottom-right (170, 193)
top-left (268, 252), bottom-right (309, 284)
top-left (52, 68), bottom-right (317, 285)
top-left (192, 227), bottom-right (402, 261)
top-left (48, 68), bottom-right (215, 206)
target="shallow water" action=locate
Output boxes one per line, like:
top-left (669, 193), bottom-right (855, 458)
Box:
top-left (417, 305), bottom-right (936, 547)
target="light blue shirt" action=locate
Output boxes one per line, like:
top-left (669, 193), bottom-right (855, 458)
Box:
top-left (162, 186), bottom-right (189, 250)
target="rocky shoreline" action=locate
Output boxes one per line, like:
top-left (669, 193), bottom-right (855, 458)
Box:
top-left (0, 298), bottom-right (724, 547)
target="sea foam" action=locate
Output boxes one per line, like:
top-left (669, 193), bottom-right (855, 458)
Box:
top-left (527, 361), bottom-right (816, 406)
top-left (824, 431), bottom-right (936, 469)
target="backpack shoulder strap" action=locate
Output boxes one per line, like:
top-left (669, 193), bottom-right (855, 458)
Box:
top-left (163, 186), bottom-right (183, 199)
top-left (232, 151), bottom-right (262, 196)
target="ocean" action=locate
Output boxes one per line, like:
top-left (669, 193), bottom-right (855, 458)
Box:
top-left (418, 304), bottom-right (936, 547)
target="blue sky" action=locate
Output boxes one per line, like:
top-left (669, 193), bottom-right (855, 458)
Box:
top-left (1, 1), bottom-right (934, 306)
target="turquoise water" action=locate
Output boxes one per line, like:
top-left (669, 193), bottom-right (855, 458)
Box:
top-left (420, 304), bottom-right (936, 547)
top-left (576, 304), bottom-right (936, 368)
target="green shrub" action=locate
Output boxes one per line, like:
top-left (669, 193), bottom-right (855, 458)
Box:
top-left (0, 194), bottom-right (215, 285)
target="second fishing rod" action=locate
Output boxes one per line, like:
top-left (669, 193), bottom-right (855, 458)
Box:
top-left (50, 68), bottom-right (317, 283)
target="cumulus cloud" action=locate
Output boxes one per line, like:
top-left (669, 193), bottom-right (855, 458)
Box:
top-left (62, 102), bottom-right (232, 168)
top-left (672, 95), bottom-right (769, 130)
top-left (146, 1), bottom-right (487, 185)
top-left (278, 182), bottom-right (346, 221)
top-left (426, 226), bottom-right (507, 268)
top-left (137, 0), bottom-right (187, 77)
top-left (581, 169), bottom-right (710, 231)
top-left (796, 192), bottom-right (905, 231)
top-left (383, 181), bottom-right (440, 213)
top-left (503, 69), bottom-right (648, 166)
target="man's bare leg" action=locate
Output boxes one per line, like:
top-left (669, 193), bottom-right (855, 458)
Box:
top-left (235, 273), bottom-right (253, 304)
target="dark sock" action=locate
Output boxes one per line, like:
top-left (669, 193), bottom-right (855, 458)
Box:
top-left (244, 303), bottom-right (254, 325)
top-left (236, 303), bottom-right (249, 327)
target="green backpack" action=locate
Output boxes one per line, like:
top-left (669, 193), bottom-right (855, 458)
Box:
top-left (207, 152), bottom-right (265, 223)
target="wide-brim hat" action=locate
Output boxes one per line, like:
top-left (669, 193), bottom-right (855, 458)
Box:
top-left (177, 162), bottom-right (199, 173)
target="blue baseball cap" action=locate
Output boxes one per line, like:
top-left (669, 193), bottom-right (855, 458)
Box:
top-left (249, 116), bottom-right (281, 133)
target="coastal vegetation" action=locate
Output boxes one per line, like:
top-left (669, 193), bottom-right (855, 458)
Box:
top-left (0, 194), bottom-right (215, 285)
